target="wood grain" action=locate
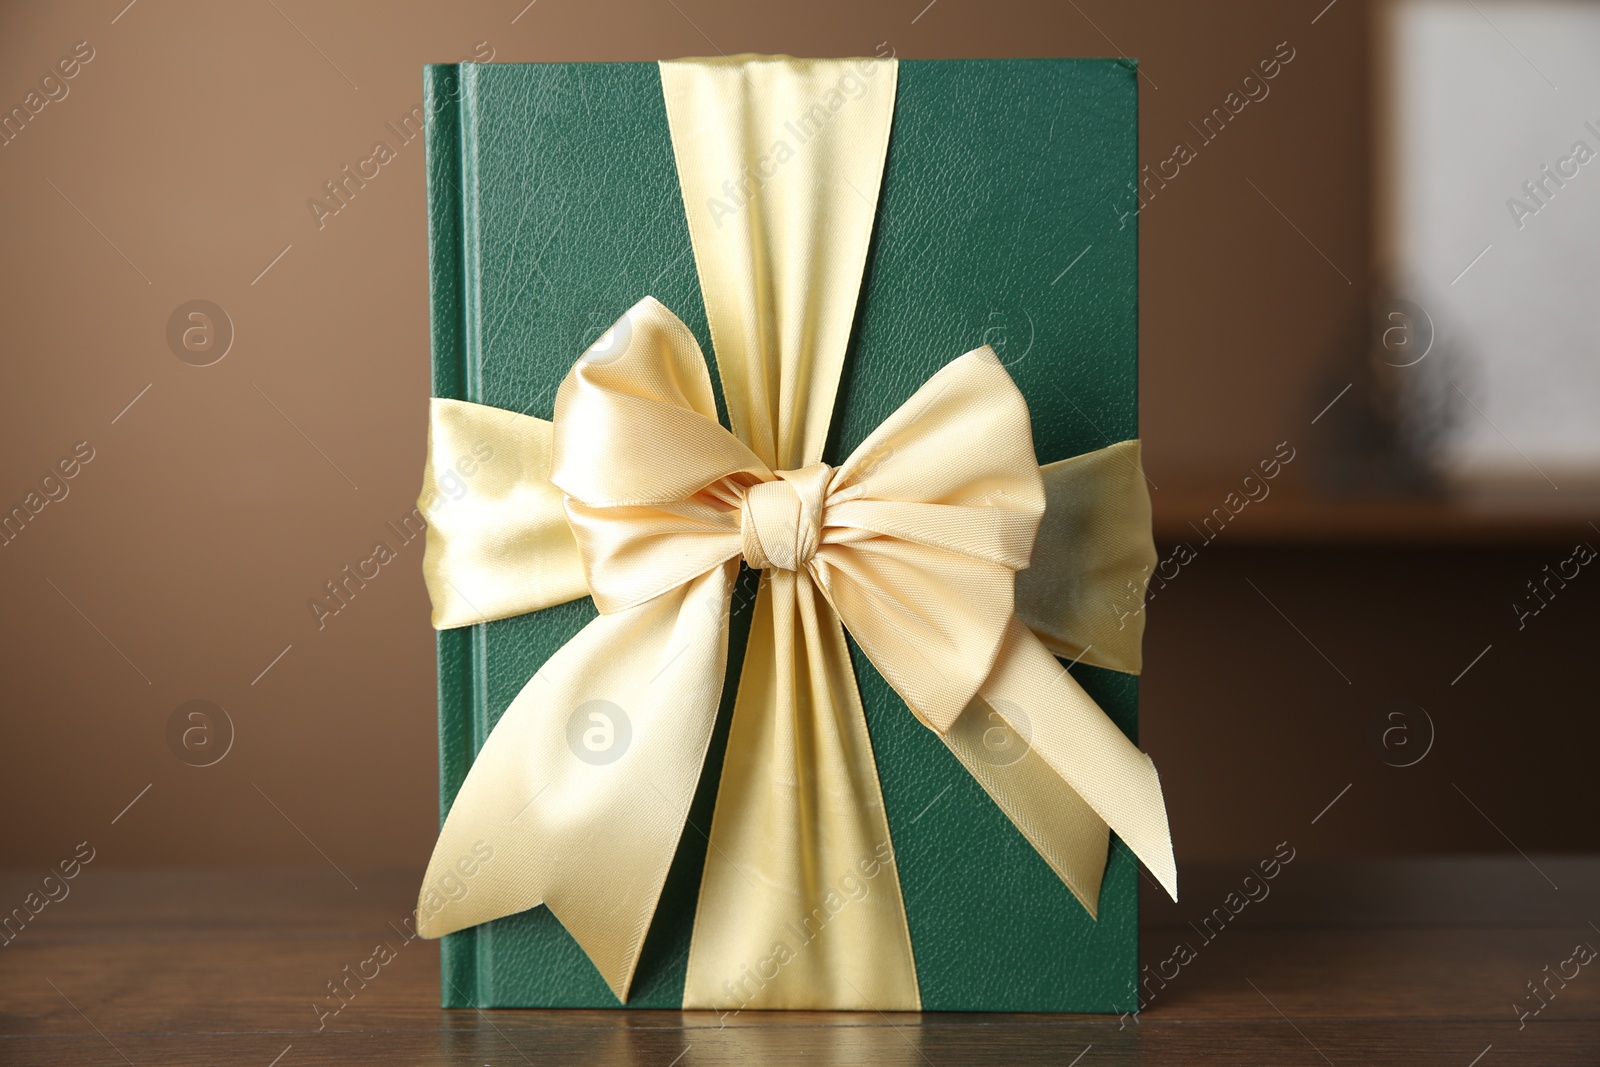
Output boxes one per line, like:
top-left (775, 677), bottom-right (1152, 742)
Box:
top-left (1, 860), bottom-right (1596, 1065)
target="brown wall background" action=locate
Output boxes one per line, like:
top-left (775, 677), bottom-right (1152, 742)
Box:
top-left (2, 0), bottom-right (1592, 875)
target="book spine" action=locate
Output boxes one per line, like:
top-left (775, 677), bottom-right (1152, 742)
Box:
top-left (423, 61), bottom-right (481, 1010)
top-left (1123, 58), bottom-right (1141, 1015)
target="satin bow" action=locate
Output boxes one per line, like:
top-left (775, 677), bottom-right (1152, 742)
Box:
top-left (416, 295), bottom-right (1177, 1003)
top-left (558, 298), bottom-right (1043, 733)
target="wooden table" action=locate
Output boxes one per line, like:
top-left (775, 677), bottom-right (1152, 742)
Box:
top-left (2, 858), bottom-right (1596, 1065)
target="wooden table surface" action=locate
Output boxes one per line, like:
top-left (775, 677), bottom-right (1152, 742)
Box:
top-left (2, 858), bottom-right (1596, 1065)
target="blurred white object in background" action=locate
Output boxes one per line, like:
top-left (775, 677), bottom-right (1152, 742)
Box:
top-left (1383, 0), bottom-right (1600, 495)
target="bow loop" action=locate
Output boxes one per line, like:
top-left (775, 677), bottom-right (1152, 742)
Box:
top-left (808, 347), bottom-right (1049, 729)
top-left (551, 297), bottom-right (770, 509)
top-left (553, 299), bottom-right (769, 614)
top-left (833, 348), bottom-right (1045, 525)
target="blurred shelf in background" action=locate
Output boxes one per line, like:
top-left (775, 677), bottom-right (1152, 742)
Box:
top-left (1152, 481), bottom-right (1600, 545)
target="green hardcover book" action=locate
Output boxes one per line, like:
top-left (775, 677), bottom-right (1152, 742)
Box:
top-left (425, 56), bottom-right (1142, 1012)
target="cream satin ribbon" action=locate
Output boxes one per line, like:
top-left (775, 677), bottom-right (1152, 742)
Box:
top-left (416, 55), bottom-right (1175, 1011)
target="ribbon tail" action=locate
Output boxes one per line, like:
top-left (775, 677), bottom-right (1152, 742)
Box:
top-left (416, 564), bottom-right (737, 1002)
top-left (979, 617), bottom-right (1178, 903)
top-left (683, 570), bottom-right (920, 1010)
top-left (939, 700), bottom-right (1113, 917)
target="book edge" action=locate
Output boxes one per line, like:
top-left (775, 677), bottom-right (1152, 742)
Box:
top-left (424, 61), bottom-right (482, 1011)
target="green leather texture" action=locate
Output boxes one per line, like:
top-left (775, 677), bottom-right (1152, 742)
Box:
top-left (425, 57), bottom-right (1141, 1012)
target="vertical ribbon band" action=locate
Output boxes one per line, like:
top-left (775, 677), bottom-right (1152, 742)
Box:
top-left (658, 55), bottom-right (919, 1011)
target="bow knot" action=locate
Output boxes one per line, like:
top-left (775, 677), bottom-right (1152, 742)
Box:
top-left (739, 464), bottom-right (829, 571)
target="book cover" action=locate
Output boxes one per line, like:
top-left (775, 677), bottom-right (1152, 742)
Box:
top-left (425, 56), bottom-right (1141, 1011)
